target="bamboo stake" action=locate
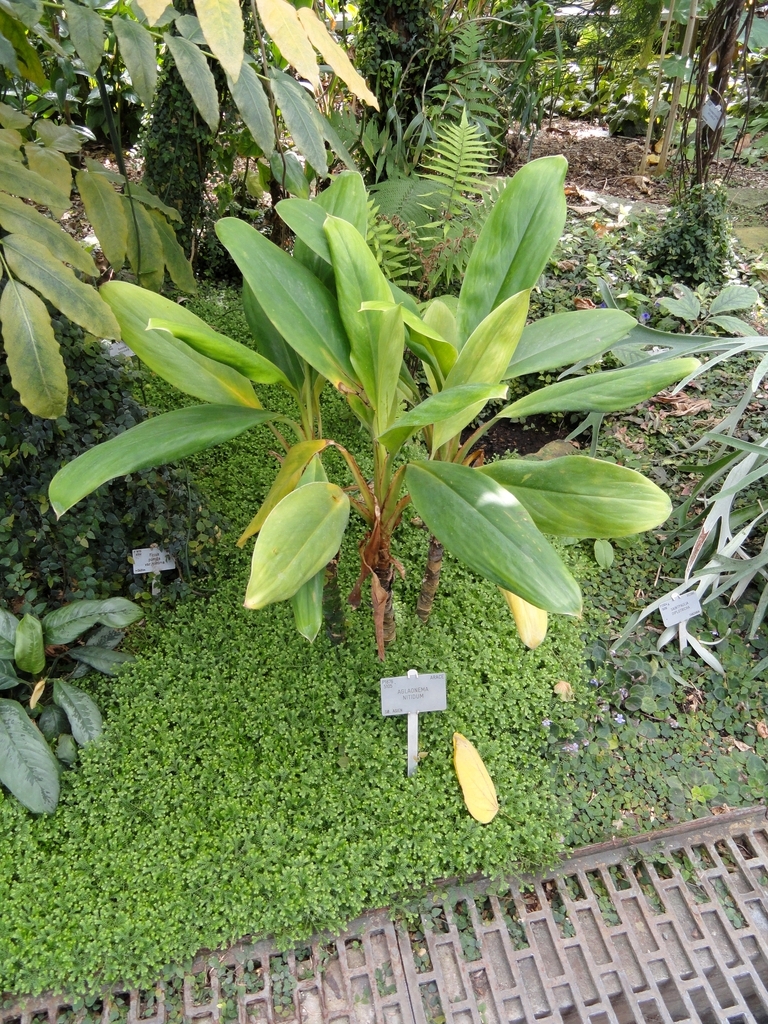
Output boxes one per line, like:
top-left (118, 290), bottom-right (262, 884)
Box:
top-left (656, 0), bottom-right (700, 175)
top-left (640, 0), bottom-right (677, 173)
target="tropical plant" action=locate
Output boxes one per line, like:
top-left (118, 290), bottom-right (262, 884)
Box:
top-left (0, 102), bottom-right (194, 420)
top-left (0, 597), bottom-right (141, 812)
top-left (49, 159), bottom-right (696, 659)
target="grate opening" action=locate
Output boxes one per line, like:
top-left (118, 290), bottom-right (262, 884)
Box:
top-left (242, 954), bottom-right (265, 993)
top-left (497, 893), bottom-right (529, 950)
top-left (735, 973), bottom-right (768, 1023)
top-left (655, 977), bottom-right (689, 1021)
top-left (713, 876), bottom-right (749, 929)
top-left (452, 898), bottom-right (482, 961)
top-left (543, 879), bottom-right (575, 939)
top-left (419, 980), bottom-right (444, 1023)
top-left (608, 989), bottom-right (641, 1024)
top-left (633, 862), bottom-right (665, 915)
top-left (345, 938), bottom-right (365, 969)
top-left (586, 869), bottom-right (622, 926)
top-left (671, 849), bottom-right (710, 903)
top-left (692, 843), bottom-right (716, 869)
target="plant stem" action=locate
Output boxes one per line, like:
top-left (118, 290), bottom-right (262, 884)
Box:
top-left (416, 535), bottom-right (443, 623)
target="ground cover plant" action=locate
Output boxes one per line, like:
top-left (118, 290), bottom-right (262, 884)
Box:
top-left (0, 371), bottom-right (590, 996)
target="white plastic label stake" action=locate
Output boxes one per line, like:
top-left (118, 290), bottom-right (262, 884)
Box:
top-left (132, 547), bottom-right (175, 574)
top-left (659, 592), bottom-right (702, 628)
top-left (702, 99), bottom-right (725, 131)
top-left (108, 340), bottom-right (135, 359)
top-left (380, 668), bottom-right (446, 777)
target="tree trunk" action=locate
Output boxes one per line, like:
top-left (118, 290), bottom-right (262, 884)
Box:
top-left (372, 563), bottom-right (396, 658)
top-left (416, 535), bottom-right (443, 623)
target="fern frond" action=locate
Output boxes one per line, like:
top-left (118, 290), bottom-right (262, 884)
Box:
top-left (368, 177), bottom-right (443, 228)
top-left (420, 110), bottom-right (492, 219)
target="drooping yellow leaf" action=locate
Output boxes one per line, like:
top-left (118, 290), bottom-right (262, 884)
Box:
top-left (133, 0), bottom-right (171, 27)
top-left (296, 7), bottom-right (378, 109)
top-left (500, 589), bottom-right (548, 650)
top-left (255, 0), bottom-right (319, 89)
top-left (194, 0), bottom-right (244, 83)
top-left (29, 678), bottom-right (46, 709)
top-left (453, 732), bottom-right (498, 824)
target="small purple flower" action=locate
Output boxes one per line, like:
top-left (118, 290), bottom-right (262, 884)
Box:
top-left (599, 302), bottom-right (607, 309)
top-left (640, 311), bottom-right (651, 322)
top-left (618, 688), bottom-right (629, 700)
top-left (562, 742), bottom-right (580, 754)
top-left (542, 719), bottom-right (552, 728)
top-left (589, 677), bottom-right (600, 687)
top-left (614, 713), bottom-right (626, 725)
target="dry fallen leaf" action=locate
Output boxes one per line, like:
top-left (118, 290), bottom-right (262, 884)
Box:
top-left (554, 680), bottom-right (575, 702)
top-left (574, 297), bottom-right (597, 309)
top-left (756, 720), bottom-right (768, 739)
top-left (453, 732), bottom-right (499, 824)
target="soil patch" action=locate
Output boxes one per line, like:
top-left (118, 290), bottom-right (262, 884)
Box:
top-left (462, 416), bottom-right (575, 460)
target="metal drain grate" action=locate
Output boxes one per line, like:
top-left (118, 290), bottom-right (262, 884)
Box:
top-left (3, 807), bottom-right (768, 1024)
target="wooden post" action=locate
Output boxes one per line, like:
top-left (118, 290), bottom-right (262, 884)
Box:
top-left (640, 0), bottom-right (677, 173)
top-left (655, 0), bottom-right (700, 175)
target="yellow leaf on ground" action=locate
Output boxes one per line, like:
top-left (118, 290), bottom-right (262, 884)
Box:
top-left (500, 590), bottom-right (548, 650)
top-left (296, 7), bottom-right (378, 109)
top-left (256, 0), bottom-right (319, 89)
top-left (453, 732), bottom-right (498, 824)
top-left (554, 680), bottom-right (574, 702)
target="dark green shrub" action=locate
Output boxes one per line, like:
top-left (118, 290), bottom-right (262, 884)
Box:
top-left (0, 318), bottom-right (224, 615)
top-left (642, 184), bottom-right (731, 287)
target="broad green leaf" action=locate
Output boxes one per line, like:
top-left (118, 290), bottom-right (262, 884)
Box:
top-left (270, 149), bottom-right (309, 199)
top-left (2, 0), bottom-right (44, 28)
top-left (102, 280), bottom-right (260, 407)
top-left (405, 460), bottom-right (582, 615)
top-left (0, 154), bottom-right (70, 216)
top-left (445, 291), bottom-right (530, 388)
top-left (277, 198), bottom-right (331, 262)
top-left (56, 733), bottom-right (78, 765)
top-left (33, 121), bottom-right (83, 153)
top-left (244, 482), bottom-right (350, 609)
top-left (24, 145), bottom-right (72, 199)
top-left (133, 0), bottom-right (170, 25)
top-left (14, 613), bottom-right (45, 674)
top-left (289, 456), bottom-right (328, 642)
top-left (0, 607), bottom-right (18, 660)
top-left (320, 115), bottom-right (357, 172)
top-left (0, 100), bottom-right (30, 129)
top-left (164, 33), bottom-right (219, 132)
top-left (112, 15), bottom-right (157, 107)
top-left (147, 210), bottom-right (196, 292)
top-left (228, 61), bottom-right (274, 153)
top-left (0, 279), bottom-right (67, 419)
top-left (594, 539), bottom-right (614, 569)
top-left (256, 0), bottom-right (319, 87)
top-left (50, 405), bottom-right (274, 517)
top-left (0, 191), bottom-right (95, 275)
top-left (238, 439), bottom-right (331, 545)
top-left (0, 31), bottom-right (20, 75)
top-left (0, 660), bottom-right (19, 690)
top-left (456, 156), bottom-right (567, 344)
top-left (709, 315), bottom-right (754, 337)
top-left (378, 384), bottom-right (507, 454)
top-left (0, 128), bottom-right (23, 159)
top-left (0, 9), bottom-right (45, 85)
top-left (0, 699), bottom-right (60, 813)
top-left (506, 309), bottom-right (636, 378)
top-left (373, 303), bottom-right (457, 379)
top-left (67, 647), bottom-right (134, 676)
top-left (242, 282), bottom-right (304, 392)
top-left (295, 6), bottom-right (378, 108)
top-left (710, 285), bottom-right (759, 315)
top-left (660, 287), bottom-right (700, 321)
top-left (193, 0), bottom-right (243, 82)
top-left (422, 298), bottom-right (458, 350)
top-left (325, 214), bottom-right (398, 415)
top-left (270, 68), bottom-right (327, 176)
top-left (314, 171), bottom-right (367, 236)
top-left (217, 217), bottom-right (356, 389)
top-left (76, 169), bottom-right (128, 269)
top-left (478, 456), bottom-right (672, 538)
top-left (53, 679), bottom-right (103, 743)
top-left (42, 597), bottom-right (143, 645)
top-left (122, 195), bottom-right (164, 276)
top-left (38, 703), bottom-right (69, 739)
top-left (148, 317), bottom-right (291, 386)
top-left (499, 358), bottom-right (701, 419)
top-left (2, 234), bottom-right (120, 339)
top-left (105, 175), bottom-right (181, 222)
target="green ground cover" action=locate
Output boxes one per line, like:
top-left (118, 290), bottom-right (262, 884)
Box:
top-left (2, 212), bottom-right (767, 1001)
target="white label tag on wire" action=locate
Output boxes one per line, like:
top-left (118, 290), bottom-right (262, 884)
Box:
top-left (659, 592), bottom-right (702, 628)
top-left (132, 547), bottom-right (175, 574)
top-left (702, 99), bottom-right (725, 131)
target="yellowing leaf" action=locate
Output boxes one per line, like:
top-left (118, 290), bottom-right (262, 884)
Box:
top-left (500, 590), bottom-right (548, 650)
top-left (554, 680), bottom-right (574, 702)
top-left (296, 7), bottom-right (378, 109)
top-left (255, 0), bottom-right (319, 89)
top-left (453, 732), bottom-right (498, 824)
top-left (133, 0), bottom-right (172, 26)
top-left (29, 679), bottom-right (46, 709)
top-left (194, 0), bottom-right (244, 83)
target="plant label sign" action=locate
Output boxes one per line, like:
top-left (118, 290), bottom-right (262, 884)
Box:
top-left (659, 592), bottom-right (702, 628)
top-left (381, 670), bottom-right (446, 777)
top-left (108, 340), bottom-right (135, 359)
top-left (701, 99), bottom-right (725, 132)
top-left (132, 547), bottom-right (175, 574)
